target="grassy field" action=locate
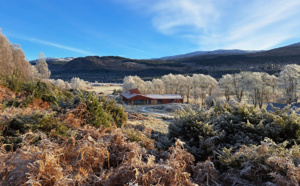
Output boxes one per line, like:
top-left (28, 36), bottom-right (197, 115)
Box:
top-left (123, 104), bottom-right (187, 133)
top-left (86, 85), bottom-right (122, 95)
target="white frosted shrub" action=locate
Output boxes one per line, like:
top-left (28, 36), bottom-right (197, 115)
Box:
top-left (70, 77), bottom-right (86, 90)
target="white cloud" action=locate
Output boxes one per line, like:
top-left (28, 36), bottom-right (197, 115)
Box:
top-left (113, 43), bottom-right (147, 54)
top-left (123, 0), bottom-right (300, 50)
top-left (225, 0), bottom-right (300, 49)
top-left (12, 35), bottom-right (94, 55)
top-left (151, 0), bottom-right (219, 34)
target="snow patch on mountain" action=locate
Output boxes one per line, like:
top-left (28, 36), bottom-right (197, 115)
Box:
top-left (30, 57), bottom-right (77, 64)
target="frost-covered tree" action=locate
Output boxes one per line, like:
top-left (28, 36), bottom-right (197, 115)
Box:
top-left (232, 72), bottom-right (248, 102)
top-left (0, 31), bottom-right (31, 81)
top-left (191, 87), bottom-right (201, 103)
top-left (180, 75), bottom-right (192, 103)
top-left (206, 75), bottom-right (218, 96)
top-left (268, 75), bottom-right (279, 103)
top-left (170, 74), bottom-right (179, 94)
top-left (132, 76), bottom-right (145, 92)
top-left (161, 74), bottom-right (172, 93)
top-left (122, 76), bottom-right (137, 92)
top-left (65, 82), bottom-right (72, 90)
top-left (0, 31), bottom-right (13, 78)
top-left (244, 72), bottom-right (276, 108)
top-left (162, 74), bottom-right (178, 94)
top-left (35, 52), bottom-right (51, 79)
top-left (152, 78), bottom-right (165, 94)
top-left (191, 74), bottom-right (217, 105)
top-left (137, 82), bottom-right (147, 94)
top-left (122, 75), bottom-right (147, 92)
top-left (175, 74), bottom-right (185, 95)
top-left (218, 74), bottom-right (234, 102)
top-left (11, 44), bottom-right (31, 80)
top-left (279, 64), bottom-right (300, 104)
top-left (70, 77), bottom-right (86, 90)
top-left (144, 81), bottom-right (154, 94)
top-left (29, 65), bottom-right (40, 80)
top-left (54, 79), bottom-right (68, 89)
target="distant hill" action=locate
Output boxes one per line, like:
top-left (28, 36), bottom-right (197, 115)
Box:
top-left (62, 56), bottom-right (185, 71)
top-left (170, 43), bottom-right (300, 66)
top-left (249, 43), bottom-right (300, 57)
top-left (48, 56), bottom-right (186, 82)
top-left (32, 42), bottom-right (300, 82)
top-left (157, 49), bottom-right (261, 60)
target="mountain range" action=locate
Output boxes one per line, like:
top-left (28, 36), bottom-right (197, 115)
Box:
top-left (30, 42), bottom-right (300, 82)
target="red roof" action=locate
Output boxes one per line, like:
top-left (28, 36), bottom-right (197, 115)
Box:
top-left (129, 88), bottom-right (141, 94)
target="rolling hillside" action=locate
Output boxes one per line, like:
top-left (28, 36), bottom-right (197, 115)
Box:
top-left (62, 56), bottom-right (185, 71)
top-left (31, 42), bottom-right (300, 82)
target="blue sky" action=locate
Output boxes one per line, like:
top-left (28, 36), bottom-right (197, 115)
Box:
top-left (1, 0), bottom-right (300, 60)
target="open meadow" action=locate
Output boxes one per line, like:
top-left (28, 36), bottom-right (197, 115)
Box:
top-left (86, 84), bottom-right (122, 95)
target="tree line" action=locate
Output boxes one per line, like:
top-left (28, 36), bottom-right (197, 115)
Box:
top-left (123, 64), bottom-right (300, 108)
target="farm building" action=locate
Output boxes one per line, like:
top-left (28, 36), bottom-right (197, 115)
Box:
top-left (120, 89), bottom-right (183, 105)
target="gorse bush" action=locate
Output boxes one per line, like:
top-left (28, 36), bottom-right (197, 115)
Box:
top-left (3, 75), bottom-right (24, 92)
top-left (0, 112), bottom-right (68, 150)
top-left (0, 81), bottom-right (127, 153)
top-left (0, 32), bottom-right (32, 83)
top-left (219, 138), bottom-right (300, 185)
top-left (166, 103), bottom-right (300, 162)
top-left (68, 91), bottom-right (127, 128)
top-left (22, 80), bottom-right (72, 103)
top-left (152, 103), bottom-right (300, 185)
top-left (2, 80), bottom-right (73, 109)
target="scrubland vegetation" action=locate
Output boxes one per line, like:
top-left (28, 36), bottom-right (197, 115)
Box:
top-left (1, 31), bottom-right (299, 185)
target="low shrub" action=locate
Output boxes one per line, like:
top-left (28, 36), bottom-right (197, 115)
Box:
top-left (61, 91), bottom-right (127, 128)
top-left (3, 76), bottom-right (24, 92)
top-left (166, 103), bottom-right (300, 161)
top-left (219, 138), bottom-right (300, 185)
top-left (2, 80), bottom-right (73, 108)
top-left (112, 88), bottom-right (122, 95)
top-left (0, 128), bottom-right (219, 185)
top-left (0, 112), bottom-right (69, 150)
top-left (123, 127), bottom-right (155, 149)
